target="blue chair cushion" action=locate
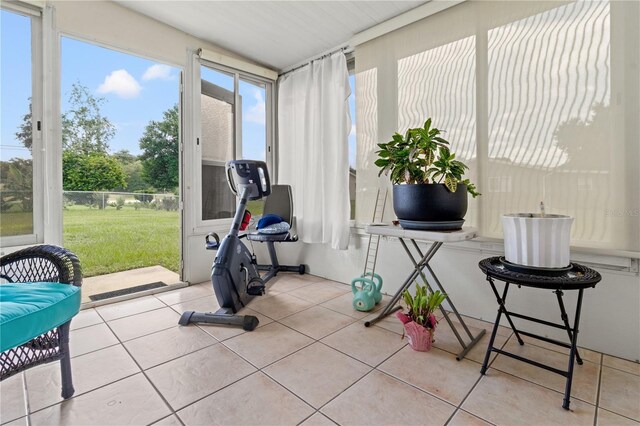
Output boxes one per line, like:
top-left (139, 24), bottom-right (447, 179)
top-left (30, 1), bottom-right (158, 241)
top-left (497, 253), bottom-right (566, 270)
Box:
top-left (257, 214), bottom-right (284, 229)
top-left (0, 283), bottom-right (81, 352)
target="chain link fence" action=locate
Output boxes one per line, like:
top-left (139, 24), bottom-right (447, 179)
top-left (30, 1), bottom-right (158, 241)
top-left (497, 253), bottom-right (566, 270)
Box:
top-left (63, 191), bottom-right (179, 211)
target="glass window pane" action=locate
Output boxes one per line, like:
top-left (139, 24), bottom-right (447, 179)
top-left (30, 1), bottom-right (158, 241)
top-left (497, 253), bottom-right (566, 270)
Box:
top-left (1, 10), bottom-right (34, 237)
top-left (238, 78), bottom-right (266, 161)
top-left (201, 67), bottom-right (236, 220)
top-left (239, 78), bottom-right (267, 216)
top-left (348, 74), bottom-right (356, 220)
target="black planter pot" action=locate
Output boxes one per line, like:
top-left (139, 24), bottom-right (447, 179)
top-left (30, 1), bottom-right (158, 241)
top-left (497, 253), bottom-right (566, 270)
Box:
top-left (393, 183), bottom-right (467, 230)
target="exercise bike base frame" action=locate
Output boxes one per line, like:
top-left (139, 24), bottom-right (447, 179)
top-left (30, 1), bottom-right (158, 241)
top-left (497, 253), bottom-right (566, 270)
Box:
top-left (253, 240), bottom-right (306, 283)
top-left (179, 308), bottom-right (259, 331)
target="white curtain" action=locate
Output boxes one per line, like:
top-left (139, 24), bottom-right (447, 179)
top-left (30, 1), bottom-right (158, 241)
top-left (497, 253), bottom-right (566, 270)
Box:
top-left (278, 52), bottom-right (351, 250)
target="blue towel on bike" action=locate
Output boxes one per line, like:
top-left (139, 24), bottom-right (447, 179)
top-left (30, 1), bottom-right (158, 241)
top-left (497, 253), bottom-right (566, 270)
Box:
top-left (257, 214), bottom-right (284, 229)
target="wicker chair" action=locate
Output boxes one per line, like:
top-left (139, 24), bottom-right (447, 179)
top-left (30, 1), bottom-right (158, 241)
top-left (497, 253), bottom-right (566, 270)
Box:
top-left (0, 245), bottom-right (82, 399)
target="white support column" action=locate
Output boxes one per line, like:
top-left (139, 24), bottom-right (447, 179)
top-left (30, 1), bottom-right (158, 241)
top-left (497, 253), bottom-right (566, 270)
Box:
top-left (42, 5), bottom-right (63, 246)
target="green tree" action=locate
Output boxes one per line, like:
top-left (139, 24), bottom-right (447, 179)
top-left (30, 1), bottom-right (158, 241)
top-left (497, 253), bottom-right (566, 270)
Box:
top-left (113, 160), bottom-right (149, 193)
top-left (16, 84), bottom-right (115, 155)
top-left (112, 149), bottom-right (137, 165)
top-left (139, 105), bottom-right (179, 192)
top-left (62, 82), bottom-right (115, 155)
top-left (63, 152), bottom-right (126, 192)
top-left (15, 99), bottom-right (33, 152)
top-left (0, 159), bottom-right (33, 212)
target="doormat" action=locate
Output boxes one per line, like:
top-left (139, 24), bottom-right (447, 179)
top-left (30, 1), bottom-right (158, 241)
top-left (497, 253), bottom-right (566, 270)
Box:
top-left (88, 282), bottom-right (167, 301)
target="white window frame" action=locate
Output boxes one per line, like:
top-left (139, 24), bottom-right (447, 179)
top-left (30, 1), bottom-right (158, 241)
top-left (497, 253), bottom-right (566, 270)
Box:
top-left (192, 58), bottom-right (275, 233)
top-left (0, 3), bottom-right (44, 248)
top-left (347, 56), bottom-right (356, 225)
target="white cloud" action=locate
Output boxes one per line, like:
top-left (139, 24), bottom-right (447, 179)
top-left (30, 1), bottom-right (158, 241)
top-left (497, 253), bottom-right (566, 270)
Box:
top-left (97, 69), bottom-right (141, 99)
top-left (142, 64), bottom-right (174, 81)
top-left (350, 124), bottom-right (356, 136)
top-left (245, 90), bottom-right (266, 125)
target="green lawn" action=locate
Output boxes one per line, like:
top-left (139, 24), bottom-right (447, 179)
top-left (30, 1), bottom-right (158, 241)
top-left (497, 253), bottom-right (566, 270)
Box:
top-left (0, 211), bottom-right (34, 237)
top-left (63, 206), bottom-right (179, 277)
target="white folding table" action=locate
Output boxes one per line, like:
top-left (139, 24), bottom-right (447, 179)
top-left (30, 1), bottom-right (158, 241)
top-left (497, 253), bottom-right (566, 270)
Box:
top-left (364, 224), bottom-right (485, 360)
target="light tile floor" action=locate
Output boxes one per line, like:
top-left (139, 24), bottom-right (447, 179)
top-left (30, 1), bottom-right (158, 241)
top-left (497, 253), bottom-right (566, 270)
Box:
top-left (1, 274), bottom-right (639, 426)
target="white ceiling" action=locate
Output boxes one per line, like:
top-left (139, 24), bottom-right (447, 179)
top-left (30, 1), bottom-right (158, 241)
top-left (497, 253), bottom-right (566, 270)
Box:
top-left (116, 1), bottom-right (427, 71)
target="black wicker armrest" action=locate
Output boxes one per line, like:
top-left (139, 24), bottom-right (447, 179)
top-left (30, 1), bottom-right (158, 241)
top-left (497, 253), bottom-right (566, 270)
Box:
top-left (0, 245), bottom-right (82, 287)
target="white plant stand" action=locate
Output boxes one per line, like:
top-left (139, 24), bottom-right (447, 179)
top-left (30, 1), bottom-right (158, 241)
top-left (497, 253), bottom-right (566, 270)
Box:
top-left (364, 225), bottom-right (485, 360)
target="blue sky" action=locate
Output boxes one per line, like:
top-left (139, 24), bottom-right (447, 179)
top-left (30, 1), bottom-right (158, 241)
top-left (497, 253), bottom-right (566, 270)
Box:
top-left (1, 8), bottom-right (180, 160)
top-left (61, 37), bottom-right (180, 157)
top-left (1, 8), bottom-right (356, 168)
top-left (1, 10), bottom-right (32, 161)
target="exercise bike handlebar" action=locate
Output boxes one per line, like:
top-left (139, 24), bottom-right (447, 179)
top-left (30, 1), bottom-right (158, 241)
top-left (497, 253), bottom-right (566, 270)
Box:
top-left (226, 160), bottom-right (271, 200)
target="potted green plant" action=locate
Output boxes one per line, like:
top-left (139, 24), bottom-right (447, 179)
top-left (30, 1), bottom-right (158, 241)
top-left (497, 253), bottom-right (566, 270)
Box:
top-left (375, 118), bottom-right (480, 230)
top-left (396, 285), bottom-right (447, 351)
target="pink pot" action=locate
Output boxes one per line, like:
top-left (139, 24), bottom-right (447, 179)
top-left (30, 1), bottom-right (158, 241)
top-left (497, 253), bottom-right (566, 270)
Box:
top-left (396, 312), bottom-right (435, 352)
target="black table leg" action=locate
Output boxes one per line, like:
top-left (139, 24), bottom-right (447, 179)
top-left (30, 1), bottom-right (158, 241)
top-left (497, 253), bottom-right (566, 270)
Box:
top-left (563, 289), bottom-right (585, 410)
top-left (481, 278), bottom-right (510, 374)
top-left (486, 278), bottom-right (524, 345)
top-left (555, 289), bottom-right (583, 365)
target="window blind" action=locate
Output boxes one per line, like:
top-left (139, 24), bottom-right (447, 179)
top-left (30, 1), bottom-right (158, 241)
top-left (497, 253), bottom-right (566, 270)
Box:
top-left (354, 0), bottom-right (639, 253)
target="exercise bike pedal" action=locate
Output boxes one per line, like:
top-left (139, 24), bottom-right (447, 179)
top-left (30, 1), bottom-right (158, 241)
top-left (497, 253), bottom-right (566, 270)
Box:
top-left (205, 232), bottom-right (220, 250)
top-left (246, 277), bottom-right (265, 296)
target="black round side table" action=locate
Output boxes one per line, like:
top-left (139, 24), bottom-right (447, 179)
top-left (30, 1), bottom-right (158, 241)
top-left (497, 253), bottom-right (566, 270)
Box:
top-left (478, 256), bottom-right (601, 410)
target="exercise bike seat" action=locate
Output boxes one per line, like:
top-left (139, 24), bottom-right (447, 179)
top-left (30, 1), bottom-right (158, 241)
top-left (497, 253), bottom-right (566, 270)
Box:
top-left (246, 231), bottom-right (296, 242)
top-left (246, 185), bottom-right (298, 243)
top-left (244, 184), bottom-right (305, 277)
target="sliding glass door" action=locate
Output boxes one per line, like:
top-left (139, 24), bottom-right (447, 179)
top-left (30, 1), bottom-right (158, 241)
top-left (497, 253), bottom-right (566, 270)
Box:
top-left (0, 5), bottom-right (43, 246)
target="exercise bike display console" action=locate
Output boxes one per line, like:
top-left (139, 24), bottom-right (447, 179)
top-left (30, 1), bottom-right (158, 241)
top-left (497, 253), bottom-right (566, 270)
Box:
top-left (179, 160), bottom-right (273, 332)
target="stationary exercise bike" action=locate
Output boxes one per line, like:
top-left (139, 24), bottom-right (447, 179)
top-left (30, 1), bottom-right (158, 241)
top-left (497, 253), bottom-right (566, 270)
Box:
top-left (178, 160), bottom-right (272, 331)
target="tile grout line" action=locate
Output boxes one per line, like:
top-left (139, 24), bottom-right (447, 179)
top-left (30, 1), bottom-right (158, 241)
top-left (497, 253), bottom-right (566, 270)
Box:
top-left (99, 317), bottom-right (183, 425)
top-left (172, 369), bottom-right (314, 422)
top-left (484, 364), bottom-right (599, 408)
top-left (599, 360), bottom-right (640, 377)
top-left (587, 357), bottom-right (640, 425)
top-left (21, 372), bottom-right (31, 425)
top-left (314, 368), bottom-right (379, 417)
top-left (26, 371), bottom-right (143, 416)
top-left (488, 338), bottom-right (603, 407)
top-left (593, 352), bottom-right (603, 426)
top-left (26, 337), bottom-right (181, 421)
top-left (202, 297), bottom-right (404, 424)
top-left (309, 342), bottom-right (410, 415)
top-left (169, 368), bottom-right (259, 414)
top-left (442, 332), bottom-right (513, 426)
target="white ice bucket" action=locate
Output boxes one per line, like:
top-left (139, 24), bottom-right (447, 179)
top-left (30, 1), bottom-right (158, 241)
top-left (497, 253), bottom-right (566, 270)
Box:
top-left (501, 214), bottom-right (573, 268)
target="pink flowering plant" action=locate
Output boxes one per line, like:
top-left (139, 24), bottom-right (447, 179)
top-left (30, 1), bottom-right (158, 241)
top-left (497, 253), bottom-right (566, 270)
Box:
top-left (397, 284), bottom-right (446, 330)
